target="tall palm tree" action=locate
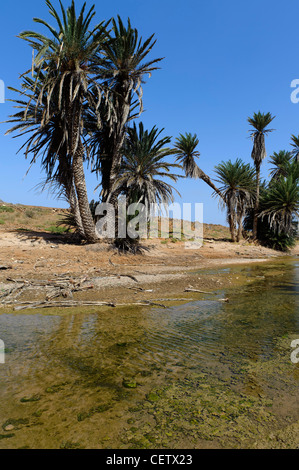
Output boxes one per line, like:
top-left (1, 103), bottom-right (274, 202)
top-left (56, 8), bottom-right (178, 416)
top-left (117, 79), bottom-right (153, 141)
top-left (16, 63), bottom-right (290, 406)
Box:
top-left (269, 150), bottom-right (292, 181)
top-left (6, 73), bottom-right (85, 237)
top-left (248, 111), bottom-right (275, 239)
top-left (173, 133), bottom-right (224, 200)
top-left (97, 16), bottom-right (163, 204)
top-left (214, 159), bottom-right (256, 242)
top-left (14, 0), bottom-right (110, 242)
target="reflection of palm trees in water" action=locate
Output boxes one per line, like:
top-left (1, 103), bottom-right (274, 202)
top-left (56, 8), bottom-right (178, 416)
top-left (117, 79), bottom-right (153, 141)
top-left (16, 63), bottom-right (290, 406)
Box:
top-left (37, 308), bottom-right (148, 385)
top-left (218, 263), bottom-right (299, 364)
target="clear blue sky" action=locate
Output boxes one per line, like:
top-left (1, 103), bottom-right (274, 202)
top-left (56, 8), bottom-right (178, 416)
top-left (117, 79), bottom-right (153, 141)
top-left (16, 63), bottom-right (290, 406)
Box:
top-left (0, 0), bottom-right (299, 225)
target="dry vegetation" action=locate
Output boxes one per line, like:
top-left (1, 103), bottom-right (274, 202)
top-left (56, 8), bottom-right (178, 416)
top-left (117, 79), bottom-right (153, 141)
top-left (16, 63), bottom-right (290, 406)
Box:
top-left (1, 201), bottom-right (296, 311)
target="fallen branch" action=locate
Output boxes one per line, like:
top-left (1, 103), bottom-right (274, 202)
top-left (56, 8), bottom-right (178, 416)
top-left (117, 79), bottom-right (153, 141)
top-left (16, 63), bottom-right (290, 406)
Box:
top-left (111, 273), bottom-right (139, 283)
top-left (5, 297), bottom-right (196, 311)
top-left (184, 288), bottom-right (215, 294)
top-left (13, 300), bottom-right (117, 311)
top-left (124, 286), bottom-right (153, 292)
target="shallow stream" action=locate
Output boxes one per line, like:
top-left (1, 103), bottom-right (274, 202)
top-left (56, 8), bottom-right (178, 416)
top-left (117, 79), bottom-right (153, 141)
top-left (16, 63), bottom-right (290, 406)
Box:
top-left (0, 259), bottom-right (298, 448)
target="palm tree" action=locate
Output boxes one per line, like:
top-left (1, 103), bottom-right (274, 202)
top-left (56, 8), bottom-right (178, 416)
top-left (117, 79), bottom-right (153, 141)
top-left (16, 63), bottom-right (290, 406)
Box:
top-left (269, 150), bottom-right (292, 180)
top-left (14, 0), bottom-right (110, 242)
top-left (248, 111), bottom-right (275, 239)
top-left (214, 159), bottom-right (256, 242)
top-left (173, 133), bottom-right (224, 200)
top-left (107, 122), bottom-right (181, 251)
top-left (97, 16), bottom-right (163, 204)
top-left (286, 159), bottom-right (299, 182)
top-left (111, 122), bottom-right (181, 206)
top-left (6, 74), bottom-right (85, 237)
top-left (290, 134), bottom-right (299, 162)
top-left (259, 176), bottom-right (299, 236)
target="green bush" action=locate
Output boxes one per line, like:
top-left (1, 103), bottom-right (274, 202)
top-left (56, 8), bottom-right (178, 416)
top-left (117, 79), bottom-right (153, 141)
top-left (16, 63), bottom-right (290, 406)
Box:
top-left (45, 225), bottom-right (70, 234)
top-left (0, 206), bottom-right (14, 213)
top-left (243, 209), bottom-right (297, 252)
top-left (262, 230), bottom-right (296, 252)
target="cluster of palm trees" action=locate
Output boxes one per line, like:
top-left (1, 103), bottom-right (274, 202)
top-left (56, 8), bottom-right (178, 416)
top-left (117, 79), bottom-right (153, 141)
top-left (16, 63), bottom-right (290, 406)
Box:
top-left (4, 0), bottom-right (224, 247)
top-left (6, 0), bottom-right (166, 243)
top-left (4, 0), bottom-right (299, 251)
top-left (214, 113), bottom-right (299, 249)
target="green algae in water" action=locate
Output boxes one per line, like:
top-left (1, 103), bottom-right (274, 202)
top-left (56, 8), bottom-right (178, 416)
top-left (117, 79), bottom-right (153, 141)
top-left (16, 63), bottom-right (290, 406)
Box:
top-left (0, 258), bottom-right (298, 449)
top-left (122, 379), bottom-right (137, 389)
top-left (0, 434), bottom-right (15, 440)
top-left (20, 395), bottom-right (41, 403)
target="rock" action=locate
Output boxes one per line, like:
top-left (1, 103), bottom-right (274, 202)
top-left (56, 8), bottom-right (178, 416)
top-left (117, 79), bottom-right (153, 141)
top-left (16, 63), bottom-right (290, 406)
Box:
top-left (20, 395), bottom-right (41, 403)
top-left (4, 424), bottom-right (14, 431)
top-left (146, 392), bottom-right (160, 402)
top-left (34, 261), bottom-right (47, 268)
top-left (122, 379), bottom-right (137, 389)
top-left (2, 418), bottom-right (29, 431)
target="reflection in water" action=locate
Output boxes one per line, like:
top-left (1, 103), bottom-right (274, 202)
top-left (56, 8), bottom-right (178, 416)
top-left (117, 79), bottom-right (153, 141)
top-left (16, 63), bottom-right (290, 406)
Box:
top-left (0, 259), bottom-right (298, 449)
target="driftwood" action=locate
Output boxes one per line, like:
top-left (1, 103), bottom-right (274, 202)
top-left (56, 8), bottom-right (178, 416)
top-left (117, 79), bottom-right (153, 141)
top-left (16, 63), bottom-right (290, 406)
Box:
top-left (184, 287), bottom-right (215, 294)
top-left (2, 297), bottom-right (196, 311)
top-left (1, 276), bottom-right (95, 307)
top-left (0, 283), bottom-right (26, 300)
top-left (125, 286), bottom-right (153, 292)
top-left (13, 300), bottom-right (117, 311)
top-left (110, 273), bottom-right (139, 283)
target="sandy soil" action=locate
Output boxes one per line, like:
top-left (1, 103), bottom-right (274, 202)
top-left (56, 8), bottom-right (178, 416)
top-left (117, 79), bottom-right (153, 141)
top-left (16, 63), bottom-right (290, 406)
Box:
top-left (1, 227), bottom-right (298, 308)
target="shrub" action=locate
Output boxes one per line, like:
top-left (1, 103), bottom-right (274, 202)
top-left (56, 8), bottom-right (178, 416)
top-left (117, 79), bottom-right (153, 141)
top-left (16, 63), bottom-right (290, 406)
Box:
top-left (0, 206), bottom-right (14, 213)
top-left (25, 209), bottom-right (36, 218)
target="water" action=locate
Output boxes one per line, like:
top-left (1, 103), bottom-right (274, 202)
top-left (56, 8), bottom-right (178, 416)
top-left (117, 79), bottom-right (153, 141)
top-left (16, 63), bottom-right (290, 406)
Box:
top-left (0, 259), bottom-right (298, 449)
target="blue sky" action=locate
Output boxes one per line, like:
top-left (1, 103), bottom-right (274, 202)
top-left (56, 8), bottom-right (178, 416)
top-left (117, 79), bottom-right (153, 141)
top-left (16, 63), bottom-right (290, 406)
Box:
top-left (0, 0), bottom-right (299, 225)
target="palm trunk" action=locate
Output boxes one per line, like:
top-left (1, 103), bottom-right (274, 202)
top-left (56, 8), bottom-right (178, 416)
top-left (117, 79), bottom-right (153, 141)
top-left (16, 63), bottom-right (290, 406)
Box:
top-left (108, 110), bottom-right (131, 201)
top-left (253, 166), bottom-right (260, 239)
top-left (65, 79), bottom-right (97, 243)
top-left (68, 182), bottom-right (85, 238)
top-left (72, 141), bottom-right (97, 243)
top-left (236, 212), bottom-right (243, 242)
top-left (57, 148), bottom-right (85, 239)
top-left (101, 81), bottom-right (131, 241)
top-left (198, 170), bottom-right (224, 201)
top-left (228, 213), bottom-right (236, 242)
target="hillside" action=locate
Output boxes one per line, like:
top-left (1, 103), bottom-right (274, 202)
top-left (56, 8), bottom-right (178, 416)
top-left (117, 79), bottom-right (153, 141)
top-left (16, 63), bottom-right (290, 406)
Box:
top-left (0, 202), bottom-right (230, 240)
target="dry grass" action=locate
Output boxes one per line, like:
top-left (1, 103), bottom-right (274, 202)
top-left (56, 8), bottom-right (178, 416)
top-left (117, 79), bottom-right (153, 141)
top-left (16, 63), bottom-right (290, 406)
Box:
top-left (0, 202), bottom-right (230, 239)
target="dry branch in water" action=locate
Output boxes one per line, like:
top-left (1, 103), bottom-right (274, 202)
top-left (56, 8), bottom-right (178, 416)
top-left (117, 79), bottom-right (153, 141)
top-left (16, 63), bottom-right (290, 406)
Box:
top-left (8, 298), bottom-right (195, 311)
top-left (184, 287), bottom-right (215, 294)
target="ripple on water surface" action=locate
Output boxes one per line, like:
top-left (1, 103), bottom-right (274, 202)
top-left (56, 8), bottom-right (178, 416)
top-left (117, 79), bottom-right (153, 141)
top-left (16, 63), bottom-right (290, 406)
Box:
top-left (0, 259), bottom-right (298, 449)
